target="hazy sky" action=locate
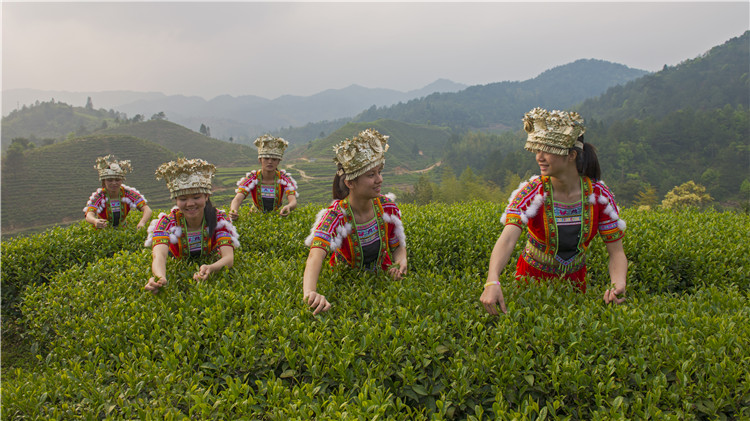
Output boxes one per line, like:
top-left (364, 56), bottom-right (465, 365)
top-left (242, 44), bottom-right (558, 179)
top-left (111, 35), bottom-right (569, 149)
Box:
top-left (2, 1), bottom-right (749, 100)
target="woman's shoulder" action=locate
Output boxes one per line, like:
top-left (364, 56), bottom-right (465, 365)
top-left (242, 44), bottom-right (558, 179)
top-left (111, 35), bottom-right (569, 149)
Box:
top-left (87, 188), bottom-right (105, 200)
top-left (377, 193), bottom-right (401, 213)
top-left (239, 170), bottom-right (260, 182)
top-left (215, 208), bottom-right (231, 221)
top-left (586, 178), bottom-right (618, 201)
top-left (507, 176), bottom-right (544, 204)
top-left (278, 170), bottom-right (298, 189)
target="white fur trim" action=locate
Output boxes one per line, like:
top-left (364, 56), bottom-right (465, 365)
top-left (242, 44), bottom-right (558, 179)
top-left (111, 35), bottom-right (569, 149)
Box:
top-left (304, 208), bottom-right (330, 247)
top-left (217, 219), bottom-right (241, 248)
top-left (331, 223), bottom-right (353, 252)
top-left (143, 213), bottom-right (165, 247)
top-left (383, 212), bottom-right (407, 248)
top-left (525, 192), bottom-right (546, 219)
top-left (385, 192), bottom-right (397, 202)
top-left (617, 219), bottom-right (627, 231)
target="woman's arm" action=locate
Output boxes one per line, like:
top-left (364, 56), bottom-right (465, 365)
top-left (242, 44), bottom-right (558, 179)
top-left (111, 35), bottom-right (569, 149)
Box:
top-left (480, 224), bottom-right (523, 315)
top-left (194, 245), bottom-right (235, 281)
top-left (144, 244), bottom-right (169, 294)
top-left (302, 248), bottom-right (330, 315)
top-left (228, 193), bottom-right (246, 221)
top-left (86, 211), bottom-right (108, 229)
top-left (136, 205), bottom-right (153, 229)
top-left (603, 239), bottom-right (627, 304)
top-left (279, 194), bottom-right (297, 216)
top-left (388, 243), bottom-right (408, 279)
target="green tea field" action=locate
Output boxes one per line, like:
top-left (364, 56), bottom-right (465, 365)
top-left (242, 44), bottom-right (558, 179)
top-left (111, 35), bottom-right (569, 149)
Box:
top-left (1, 203), bottom-right (748, 419)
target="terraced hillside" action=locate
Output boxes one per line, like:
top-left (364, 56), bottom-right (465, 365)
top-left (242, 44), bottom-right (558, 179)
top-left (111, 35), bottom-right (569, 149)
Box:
top-left (1, 135), bottom-right (176, 235)
top-left (101, 119), bottom-right (257, 166)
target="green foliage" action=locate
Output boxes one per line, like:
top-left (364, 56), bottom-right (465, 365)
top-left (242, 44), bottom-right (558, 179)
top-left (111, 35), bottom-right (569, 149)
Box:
top-left (2, 204), bottom-right (748, 419)
top-left (661, 181), bottom-right (713, 209)
top-left (0, 212), bottom-right (147, 321)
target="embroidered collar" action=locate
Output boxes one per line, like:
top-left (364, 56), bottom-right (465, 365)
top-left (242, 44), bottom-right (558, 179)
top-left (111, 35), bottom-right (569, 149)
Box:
top-left (104, 187), bottom-right (123, 225)
top-left (340, 196), bottom-right (388, 270)
top-left (541, 176), bottom-right (592, 256)
top-left (176, 209), bottom-right (209, 256)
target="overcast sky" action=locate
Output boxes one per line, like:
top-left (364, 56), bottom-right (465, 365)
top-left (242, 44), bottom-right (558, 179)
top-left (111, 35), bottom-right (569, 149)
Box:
top-left (2, 1), bottom-right (748, 100)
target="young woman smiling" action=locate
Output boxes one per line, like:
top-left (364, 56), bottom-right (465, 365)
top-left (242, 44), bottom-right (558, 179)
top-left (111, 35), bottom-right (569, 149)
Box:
top-left (302, 129), bottom-right (407, 315)
top-left (144, 158), bottom-right (239, 295)
top-left (480, 108), bottom-right (628, 315)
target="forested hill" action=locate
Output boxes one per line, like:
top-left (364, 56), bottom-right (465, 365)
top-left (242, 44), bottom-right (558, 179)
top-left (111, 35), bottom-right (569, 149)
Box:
top-left (441, 31), bottom-right (749, 208)
top-left (1, 100), bottom-right (123, 151)
top-left (352, 59), bottom-right (649, 131)
top-left (576, 31), bottom-right (750, 123)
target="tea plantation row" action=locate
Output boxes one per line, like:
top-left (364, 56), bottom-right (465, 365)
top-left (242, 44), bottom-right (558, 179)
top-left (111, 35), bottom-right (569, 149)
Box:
top-left (1, 203), bottom-right (748, 419)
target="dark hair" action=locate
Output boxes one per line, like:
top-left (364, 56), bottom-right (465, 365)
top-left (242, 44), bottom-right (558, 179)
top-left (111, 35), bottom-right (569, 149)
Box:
top-left (573, 135), bottom-right (601, 180)
top-left (204, 197), bottom-right (218, 238)
top-left (332, 164), bottom-right (350, 200)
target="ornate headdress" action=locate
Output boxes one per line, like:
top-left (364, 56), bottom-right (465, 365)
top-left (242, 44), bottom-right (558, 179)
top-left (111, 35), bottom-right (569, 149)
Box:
top-left (523, 107), bottom-right (586, 156)
top-left (95, 155), bottom-right (132, 180)
top-left (333, 129), bottom-right (389, 180)
top-left (155, 158), bottom-right (216, 199)
top-left (255, 134), bottom-right (289, 159)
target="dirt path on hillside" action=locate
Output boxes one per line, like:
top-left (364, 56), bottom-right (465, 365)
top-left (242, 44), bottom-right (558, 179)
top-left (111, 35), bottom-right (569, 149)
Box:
top-left (285, 162), bottom-right (327, 181)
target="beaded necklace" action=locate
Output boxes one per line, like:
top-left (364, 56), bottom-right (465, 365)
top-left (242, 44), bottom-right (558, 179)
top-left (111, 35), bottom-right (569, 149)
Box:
top-left (255, 169), bottom-right (280, 210)
top-left (104, 187), bottom-right (122, 226)
top-left (176, 210), bottom-right (209, 256)
top-left (542, 176), bottom-right (591, 256)
top-left (340, 196), bottom-right (388, 269)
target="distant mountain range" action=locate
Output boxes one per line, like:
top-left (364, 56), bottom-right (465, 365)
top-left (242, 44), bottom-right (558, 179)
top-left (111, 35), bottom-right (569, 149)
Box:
top-left (2, 79), bottom-right (468, 143)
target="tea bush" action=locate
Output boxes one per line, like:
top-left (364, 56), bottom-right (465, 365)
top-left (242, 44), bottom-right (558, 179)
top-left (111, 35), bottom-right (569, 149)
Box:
top-left (1, 212), bottom-right (145, 320)
top-left (2, 203), bottom-right (749, 419)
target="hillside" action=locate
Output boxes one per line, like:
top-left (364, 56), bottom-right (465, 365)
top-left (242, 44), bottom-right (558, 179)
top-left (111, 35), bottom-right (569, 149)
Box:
top-left (353, 59), bottom-right (649, 131)
top-left (1, 100), bottom-right (122, 150)
top-left (100, 119), bottom-right (257, 166)
top-left (426, 32), bottom-right (750, 207)
top-left (577, 31), bottom-right (750, 123)
top-left (284, 120), bottom-right (453, 203)
top-left (1, 135), bottom-right (177, 235)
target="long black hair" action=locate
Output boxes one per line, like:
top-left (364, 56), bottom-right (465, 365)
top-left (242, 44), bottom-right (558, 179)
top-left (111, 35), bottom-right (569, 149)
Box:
top-left (573, 135), bottom-right (601, 180)
top-left (204, 197), bottom-right (218, 238)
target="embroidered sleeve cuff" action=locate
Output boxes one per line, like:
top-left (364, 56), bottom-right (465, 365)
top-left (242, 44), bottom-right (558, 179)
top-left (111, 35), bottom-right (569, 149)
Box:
top-left (151, 236), bottom-right (170, 247)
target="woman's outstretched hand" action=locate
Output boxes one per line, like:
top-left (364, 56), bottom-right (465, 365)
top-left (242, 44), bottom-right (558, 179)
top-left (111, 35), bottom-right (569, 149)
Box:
top-left (480, 282), bottom-right (507, 315)
top-left (144, 276), bottom-right (167, 295)
top-left (603, 285), bottom-right (626, 304)
top-left (303, 290), bottom-right (331, 315)
top-left (193, 265), bottom-right (214, 281)
top-left (388, 260), bottom-right (407, 280)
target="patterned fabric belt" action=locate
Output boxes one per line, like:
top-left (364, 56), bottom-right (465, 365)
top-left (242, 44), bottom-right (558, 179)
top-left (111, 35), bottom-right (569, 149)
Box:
top-left (521, 240), bottom-right (587, 275)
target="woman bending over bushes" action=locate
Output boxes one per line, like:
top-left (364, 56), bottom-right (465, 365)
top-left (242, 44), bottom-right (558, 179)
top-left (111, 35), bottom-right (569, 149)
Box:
top-left (303, 129), bottom-right (408, 315)
top-left (144, 159), bottom-right (239, 294)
